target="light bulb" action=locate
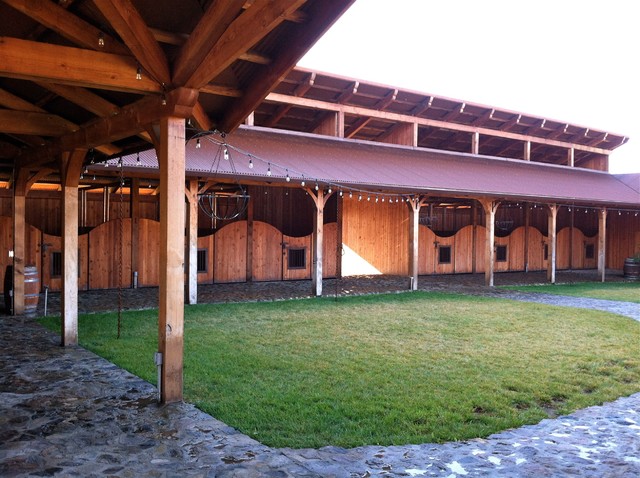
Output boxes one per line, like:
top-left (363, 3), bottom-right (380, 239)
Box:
top-left (249, 158), bottom-right (254, 169)
top-left (267, 164), bottom-right (272, 176)
top-left (223, 147), bottom-right (229, 160)
top-left (136, 66), bottom-right (142, 80)
top-left (98, 32), bottom-right (105, 47)
top-left (196, 139), bottom-right (201, 149)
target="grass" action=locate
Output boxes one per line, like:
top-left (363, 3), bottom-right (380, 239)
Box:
top-left (502, 281), bottom-right (640, 303)
top-left (39, 292), bottom-right (640, 449)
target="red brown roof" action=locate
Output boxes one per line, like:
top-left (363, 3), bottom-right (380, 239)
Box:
top-left (123, 126), bottom-right (640, 208)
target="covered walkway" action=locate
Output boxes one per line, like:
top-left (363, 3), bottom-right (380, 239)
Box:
top-left (2, 272), bottom-right (639, 477)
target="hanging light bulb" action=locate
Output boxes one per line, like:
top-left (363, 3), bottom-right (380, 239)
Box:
top-left (92, 174), bottom-right (96, 181)
top-left (358, 194), bottom-right (362, 201)
top-left (136, 152), bottom-right (141, 164)
top-left (315, 181), bottom-right (319, 191)
top-left (328, 187), bottom-right (332, 194)
top-left (98, 32), bottom-right (105, 47)
top-left (349, 191), bottom-right (353, 199)
top-left (382, 196), bottom-right (385, 202)
top-left (248, 157), bottom-right (254, 169)
top-left (267, 163), bottom-right (272, 176)
top-left (339, 190), bottom-right (343, 197)
top-left (367, 195), bottom-right (371, 201)
top-left (301, 179), bottom-right (305, 187)
top-left (161, 93), bottom-right (167, 106)
top-left (136, 65), bottom-right (142, 80)
top-left (223, 147), bottom-right (229, 161)
top-left (285, 170), bottom-right (291, 182)
top-left (196, 138), bottom-right (201, 149)
top-left (104, 160), bottom-right (109, 167)
top-left (375, 196), bottom-right (379, 203)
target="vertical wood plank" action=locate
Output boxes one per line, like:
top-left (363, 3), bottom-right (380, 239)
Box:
top-left (186, 180), bottom-right (198, 304)
top-left (547, 204), bottom-right (558, 283)
top-left (598, 208), bottom-right (607, 282)
top-left (158, 117), bottom-right (185, 404)
top-left (12, 191), bottom-right (25, 315)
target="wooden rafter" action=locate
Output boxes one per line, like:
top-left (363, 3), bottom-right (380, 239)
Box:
top-left (172, 0), bottom-right (247, 86)
top-left (182, 0), bottom-right (306, 89)
top-left (0, 37), bottom-right (161, 94)
top-left (93, 0), bottom-right (171, 86)
top-left (16, 87), bottom-right (199, 168)
top-left (2, 0), bottom-right (130, 55)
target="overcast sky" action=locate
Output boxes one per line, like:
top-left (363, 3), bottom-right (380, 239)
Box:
top-left (299, 0), bottom-right (639, 173)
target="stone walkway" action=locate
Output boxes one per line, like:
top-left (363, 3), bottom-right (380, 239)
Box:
top-left (1, 271), bottom-right (639, 477)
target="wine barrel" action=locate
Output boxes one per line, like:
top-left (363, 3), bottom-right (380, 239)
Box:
top-left (623, 258), bottom-right (640, 281)
top-left (24, 265), bottom-right (40, 316)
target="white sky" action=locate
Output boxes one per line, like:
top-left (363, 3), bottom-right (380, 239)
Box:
top-left (299, 0), bottom-right (639, 173)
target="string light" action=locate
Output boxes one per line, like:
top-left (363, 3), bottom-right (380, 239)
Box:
top-left (314, 181), bottom-right (319, 191)
top-left (267, 163), bottom-right (272, 176)
top-left (248, 157), bottom-right (254, 169)
top-left (328, 187), bottom-right (332, 194)
top-left (285, 169), bottom-right (290, 182)
top-left (349, 191), bottom-right (353, 199)
top-left (223, 146), bottom-right (229, 160)
top-left (358, 194), bottom-right (362, 201)
top-left (136, 152), bottom-right (140, 164)
top-left (339, 190), bottom-right (343, 197)
top-left (375, 196), bottom-right (379, 203)
top-left (136, 66), bottom-right (142, 80)
top-left (98, 32), bottom-right (105, 47)
top-left (301, 179), bottom-right (305, 187)
top-left (196, 138), bottom-right (201, 149)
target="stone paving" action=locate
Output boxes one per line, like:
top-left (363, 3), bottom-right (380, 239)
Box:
top-left (1, 271), bottom-right (639, 477)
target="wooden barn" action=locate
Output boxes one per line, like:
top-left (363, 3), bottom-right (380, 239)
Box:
top-left (1, 1), bottom-right (639, 403)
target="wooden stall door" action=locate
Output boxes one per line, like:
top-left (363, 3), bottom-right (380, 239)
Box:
top-left (418, 226), bottom-right (437, 275)
top-left (137, 219), bottom-right (160, 287)
top-left (252, 221), bottom-right (283, 281)
top-left (214, 221), bottom-right (247, 283)
top-left (88, 218), bottom-right (132, 289)
top-left (283, 234), bottom-right (311, 280)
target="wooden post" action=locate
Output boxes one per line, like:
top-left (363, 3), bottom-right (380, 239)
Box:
top-left (246, 192), bottom-right (254, 282)
top-left (60, 149), bottom-right (86, 346)
top-left (308, 188), bottom-right (333, 296)
top-left (103, 186), bottom-right (110, 223)
top-left (471, 131), bottom-right (480, 155)
top-left (547, 204), bottom-right (558, 283)
top-left (524, 141), bottom-right (531, 161)
top-left (479, 199), bottom-right (500, 286)
top-left (598, 208), bottom-right (607, 282)
top-left (568, 148), bottom-right (575, 167)
top-left (336, 191), bottom-right (343, 279)
top-left (186, 180), bottom-right (198, 305)
top-left (569, 207), bottom-right (574, 270)
top-left (158, 117), bottom-right (185, 403)
top-left (524, 203), bottom-right (530, 272)
top-left (407, 196), bottom-right (426, 290)
top-left (12, 170), bottom-right (28, 315)
top-left (130, 178), bottom-right (140, 288)
top-left (471, 202), bottom-right (477, 274)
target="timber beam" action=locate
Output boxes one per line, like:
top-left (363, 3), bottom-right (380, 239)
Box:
top-left (15, 88), bottom-right (199, 168)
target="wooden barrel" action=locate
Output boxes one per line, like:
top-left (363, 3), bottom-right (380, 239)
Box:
top-left (24, 265), bottom-right (40, 316)
top-left (623, 258), bottom-right (640, 280)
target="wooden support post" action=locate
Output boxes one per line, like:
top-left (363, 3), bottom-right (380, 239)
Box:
top-left (130, 178), bottom-right (140, 287)
top-left (524, 141), bottom-right (531, 161)
top-left (308, 187), bottom-right (333, 296)
top-left (569, 207), bottom-right (574, 270)
top-left (60, 149), bottom-right (86, 346)
top-left (598, 208), bottom-right (607, 282)
top-left (336, 192), bottom-right (343, 279)
top-left (547, 204), bottom-right (558, 283)
top-left (479, 199), bottom-right (500, 287)
top-left (568, 148), bottom-right (575, 167)
top-left (186, 180), bottom-right (198, 305)
top-left (471, 202), bottom-right (477, 274)
top-left (246, 193), bottom-right (254, 282)
top-left (158, 117), bottom-right (185, 403)
top-left (12, 170), bottom-right (28, 315)
top-left (524, 203), bottom-right (530, 272)
top-left (337, 111), bottom-right (345, 138)
top-left (471, 131), bottom-right (480, 155)
top-left (103, 186), bottom-right (110, 223)
top-left (407, 196), bottom-right (426, 290)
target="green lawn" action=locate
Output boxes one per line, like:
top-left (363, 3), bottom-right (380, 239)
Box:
top-left (39, 292), bottom-right (640, 449)
top-left (502, 281), bottom-right (640, 303)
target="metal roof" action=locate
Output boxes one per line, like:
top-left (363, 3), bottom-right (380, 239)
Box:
top-left (119, 126), bottom-right (640, 208)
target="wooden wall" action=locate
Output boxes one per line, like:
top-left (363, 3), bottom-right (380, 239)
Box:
top-left (342, 198), bottom-right (409, 275)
